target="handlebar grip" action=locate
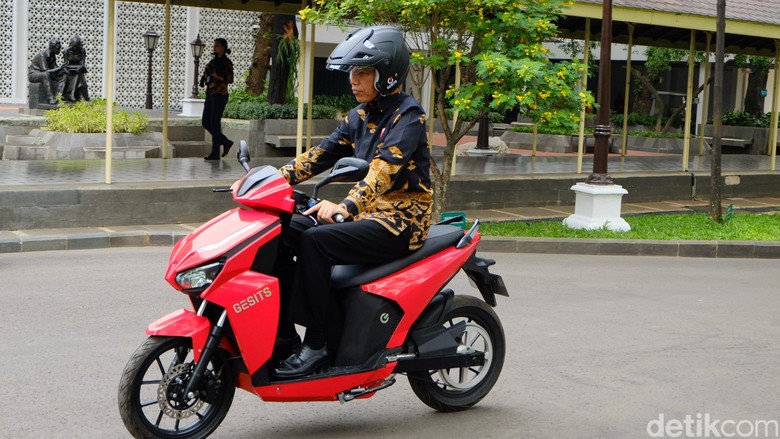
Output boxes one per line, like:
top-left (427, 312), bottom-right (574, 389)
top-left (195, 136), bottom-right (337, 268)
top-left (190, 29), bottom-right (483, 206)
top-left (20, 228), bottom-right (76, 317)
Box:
top-left (333, 214), bottom-right (345, 223)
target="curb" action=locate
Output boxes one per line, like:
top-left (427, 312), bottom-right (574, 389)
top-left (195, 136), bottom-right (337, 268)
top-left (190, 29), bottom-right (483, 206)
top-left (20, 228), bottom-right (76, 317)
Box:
top-left (479, 236), bottom-right (780, 259)
top-left (2, 229), bottom-right (779, 259)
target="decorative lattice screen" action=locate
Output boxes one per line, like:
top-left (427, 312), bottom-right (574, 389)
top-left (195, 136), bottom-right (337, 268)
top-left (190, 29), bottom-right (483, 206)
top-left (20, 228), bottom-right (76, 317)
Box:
top-left (0, 0), bottom-right (13, 99)
top-left (15, 1), bottom-right (259, 108)
top-left (27, 0), bottom-right (105, 99)
top-left (198, 9), bottom-right (259, 95)
top-left (115, 2), bottom-right (188, 109)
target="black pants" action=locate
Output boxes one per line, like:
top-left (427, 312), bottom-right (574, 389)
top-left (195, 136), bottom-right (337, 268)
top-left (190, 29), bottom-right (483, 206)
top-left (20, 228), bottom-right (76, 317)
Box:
top-left (202, 93), bottom-right (230, 157)
top-left (278, 217), bottom-right (412, 330)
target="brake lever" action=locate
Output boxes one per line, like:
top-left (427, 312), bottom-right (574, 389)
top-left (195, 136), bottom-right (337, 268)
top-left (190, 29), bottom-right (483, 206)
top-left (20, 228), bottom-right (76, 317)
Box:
top-left (212, 188), bottom-right (232, 193)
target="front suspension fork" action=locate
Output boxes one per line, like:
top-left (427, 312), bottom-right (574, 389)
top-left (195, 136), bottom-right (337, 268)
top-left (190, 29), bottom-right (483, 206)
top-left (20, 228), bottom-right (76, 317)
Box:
top-left (182, 309), bottom-right (227, 399)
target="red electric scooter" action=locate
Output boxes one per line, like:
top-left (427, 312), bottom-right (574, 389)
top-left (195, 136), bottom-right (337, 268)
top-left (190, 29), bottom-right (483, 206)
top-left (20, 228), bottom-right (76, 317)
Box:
top-left (118, 141), bottom-right (509, 438)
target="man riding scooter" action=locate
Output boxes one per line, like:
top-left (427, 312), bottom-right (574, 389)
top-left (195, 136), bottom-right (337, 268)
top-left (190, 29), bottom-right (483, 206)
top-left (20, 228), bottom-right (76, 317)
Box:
top-left (273, 25), bottom-right (434, 378)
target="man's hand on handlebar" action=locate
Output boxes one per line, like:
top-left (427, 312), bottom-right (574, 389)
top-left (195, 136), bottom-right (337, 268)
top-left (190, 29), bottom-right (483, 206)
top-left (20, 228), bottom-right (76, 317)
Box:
top-left (303, 200), bottom-right (349, 224)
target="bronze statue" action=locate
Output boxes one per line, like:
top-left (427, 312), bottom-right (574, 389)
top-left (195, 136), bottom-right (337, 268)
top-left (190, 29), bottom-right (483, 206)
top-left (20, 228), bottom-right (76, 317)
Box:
top-left (28, 38), bottom-right (65, 107)
top-left (61, 35), bottom-right (90, 102)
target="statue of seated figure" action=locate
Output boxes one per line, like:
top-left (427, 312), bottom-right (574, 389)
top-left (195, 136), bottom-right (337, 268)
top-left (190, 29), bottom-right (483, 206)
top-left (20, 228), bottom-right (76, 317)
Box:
top-left (61, 35), bottom-right (90, 102)
top-left (28, 38), bottom-right (66, 108)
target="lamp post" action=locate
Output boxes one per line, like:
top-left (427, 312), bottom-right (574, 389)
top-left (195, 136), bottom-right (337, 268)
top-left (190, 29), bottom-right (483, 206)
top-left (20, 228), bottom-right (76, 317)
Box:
top-left (586, 0), bottom-right (614, 185)
top-left (190, 33), bottom-right (206, 99)
top-left (143, 30), bottom-right (160, 109)
top-left (563, 0), bottom-right (630, 232)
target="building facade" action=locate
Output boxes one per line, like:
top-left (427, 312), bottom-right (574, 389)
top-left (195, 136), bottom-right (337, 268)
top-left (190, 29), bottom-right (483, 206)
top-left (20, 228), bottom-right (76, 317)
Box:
top-left (6, 0), bottom-right (349, 109)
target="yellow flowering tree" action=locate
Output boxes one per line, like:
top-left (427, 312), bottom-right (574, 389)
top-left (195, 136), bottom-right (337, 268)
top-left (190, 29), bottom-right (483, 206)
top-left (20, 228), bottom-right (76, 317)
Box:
top-left (302, 0), bottom-right (594, 217)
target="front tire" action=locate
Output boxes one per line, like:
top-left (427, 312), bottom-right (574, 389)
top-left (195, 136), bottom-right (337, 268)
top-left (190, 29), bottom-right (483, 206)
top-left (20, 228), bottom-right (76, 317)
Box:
top-left (408, 295), bottom-right (506, 412)
top-left (118, 336), bottom-right (235, 439)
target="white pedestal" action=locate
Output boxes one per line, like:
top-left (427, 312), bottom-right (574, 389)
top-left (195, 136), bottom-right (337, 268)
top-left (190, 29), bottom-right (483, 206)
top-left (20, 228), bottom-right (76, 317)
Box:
top-left (563, 182), bottom-right (631, 231)
top-left (179, 98), bottom-right (205, 117)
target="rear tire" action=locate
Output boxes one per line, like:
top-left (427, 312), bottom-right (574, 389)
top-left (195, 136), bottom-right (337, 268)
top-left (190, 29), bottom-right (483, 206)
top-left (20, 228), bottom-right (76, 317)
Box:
top-left (408, 295), bottom-right (505, 412)
top-left (118, 336), bottom-right (235, 439)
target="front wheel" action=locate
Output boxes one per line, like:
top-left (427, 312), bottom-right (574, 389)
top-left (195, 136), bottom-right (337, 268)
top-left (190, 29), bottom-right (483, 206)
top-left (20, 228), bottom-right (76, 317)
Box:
top-left (118, 336), bottom-right (235, 439)
top-left (408, 295), bottom-right (506, 412)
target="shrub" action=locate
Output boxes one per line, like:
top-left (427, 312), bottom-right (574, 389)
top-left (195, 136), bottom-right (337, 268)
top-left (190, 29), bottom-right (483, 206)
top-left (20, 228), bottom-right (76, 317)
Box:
top-left (627, 131), bottom-right (685, 139)
top-left (610, 112), bottom-right (660, 129)
top-left (439, 108), bottom-right (505, 123)
top-left (223, 101), bottom-right (338, 120)
top-left (719, 110), bottom-right (770, 128)
top-left (512, 124), bottom-right (592, 135)
top-left (312, 94), bottom-right (357, 114)
top-left (228, 87), bottom-right (266, 105)
top-left (45, 99), bottom-right (148, 134)
top-left (723, 110), bottom-right (769, 127)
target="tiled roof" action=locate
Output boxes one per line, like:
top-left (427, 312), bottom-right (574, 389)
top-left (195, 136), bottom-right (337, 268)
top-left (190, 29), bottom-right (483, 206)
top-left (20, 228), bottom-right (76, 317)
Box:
top-left (575, 0), bottom-right (780, 26)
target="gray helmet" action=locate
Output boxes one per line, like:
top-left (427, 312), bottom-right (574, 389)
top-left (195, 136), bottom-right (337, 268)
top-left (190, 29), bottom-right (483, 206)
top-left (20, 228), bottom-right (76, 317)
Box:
top-left (326, 26), bottom-right (410, 95)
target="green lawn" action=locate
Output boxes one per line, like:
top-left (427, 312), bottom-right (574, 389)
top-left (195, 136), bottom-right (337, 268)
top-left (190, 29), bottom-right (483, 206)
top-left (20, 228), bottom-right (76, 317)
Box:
top-left (477, 210), bottom-right (780, 241)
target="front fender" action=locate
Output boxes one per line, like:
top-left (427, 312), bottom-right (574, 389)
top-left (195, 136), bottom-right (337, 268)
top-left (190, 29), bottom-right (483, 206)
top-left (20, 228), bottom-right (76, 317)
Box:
top-left (146, 308), bottom-right (212, 362)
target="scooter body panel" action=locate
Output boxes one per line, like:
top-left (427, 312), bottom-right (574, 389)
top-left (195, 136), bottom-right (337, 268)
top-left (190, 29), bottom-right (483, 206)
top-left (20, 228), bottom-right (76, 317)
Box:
top-left (363, 235), bottom-right (481, 348)
top-left (204, 272), bottom-right (280, 375)
top-left (146, 309), bottom-right (212, 362)
top-left (254, 365), bottom-right (396, 402)
top-left (165, 208), bottom-right (280, 286)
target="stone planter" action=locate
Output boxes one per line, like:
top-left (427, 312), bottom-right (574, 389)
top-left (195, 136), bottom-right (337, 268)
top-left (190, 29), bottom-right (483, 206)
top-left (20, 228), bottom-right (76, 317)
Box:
top-left (1, 129), bottom-right (173, 160)
top-left (499, 131), bottom-right (572, 153)
top-left (179, 98), bottom-right (205, 118)
top-left (701, 124), bottom-right (774, 155)
top-left (613, 136), bottom-right (686, 154)
top-left (221, 118), bottom-right (341, 158)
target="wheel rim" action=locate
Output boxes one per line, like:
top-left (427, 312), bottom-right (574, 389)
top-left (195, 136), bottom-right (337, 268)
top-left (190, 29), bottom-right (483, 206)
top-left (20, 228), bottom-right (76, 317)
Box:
top-left (434, 317), bottom-right (493, 391)
top-left (134, 341), bottom-right (227, 437)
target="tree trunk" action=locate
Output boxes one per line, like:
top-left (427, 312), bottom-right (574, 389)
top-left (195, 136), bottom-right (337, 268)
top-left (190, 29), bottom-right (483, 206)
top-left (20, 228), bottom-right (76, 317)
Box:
top-left (245, 14), bottom-right (275, 96)
top-left (631, 67), bottom-right (665, 132)
top-left (743, 67), bottom-right (768, 116)
top-left (661, 76), bottom-right (713, 133)
top-left (267, 15), bottom-right (298, 105)
top-left (709, 0), bottom-right (725, 223)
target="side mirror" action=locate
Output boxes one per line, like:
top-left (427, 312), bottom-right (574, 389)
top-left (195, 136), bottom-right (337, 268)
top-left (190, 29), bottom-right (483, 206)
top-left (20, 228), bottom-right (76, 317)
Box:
top-left (238, 140), bottom-right (251, 173)
top-left (312, 157), bottom-right (369, 199)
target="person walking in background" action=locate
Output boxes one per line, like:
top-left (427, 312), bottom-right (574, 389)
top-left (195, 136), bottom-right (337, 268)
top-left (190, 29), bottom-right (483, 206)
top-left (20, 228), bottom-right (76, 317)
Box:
top-left (201, 38), bottom-right (234, 160)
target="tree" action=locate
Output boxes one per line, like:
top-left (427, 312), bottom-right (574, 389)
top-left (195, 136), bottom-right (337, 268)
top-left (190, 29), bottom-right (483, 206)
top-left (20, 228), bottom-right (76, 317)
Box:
top-left (245, 14), bottom-right (275, 96)
top-left (629, 47), bottom-right (705, 133)
top-left (267, 15), bottom-right (299, 104)
top-left (244, 14), bottom-right (299, 103)
top-left (302, 0), bottom-right (593, 218)
top-left (710, 0), bottom-right (725, 224)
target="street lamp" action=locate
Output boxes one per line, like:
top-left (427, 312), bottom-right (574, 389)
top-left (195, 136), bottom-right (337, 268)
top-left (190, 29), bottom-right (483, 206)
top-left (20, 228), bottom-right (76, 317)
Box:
top-left (190, 34), bottom-right (206, 99)
top-left (143, 30), bottom-right (160, 109)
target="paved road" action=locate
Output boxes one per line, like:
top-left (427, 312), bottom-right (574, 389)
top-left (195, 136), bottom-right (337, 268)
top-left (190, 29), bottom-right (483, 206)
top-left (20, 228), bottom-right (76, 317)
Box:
top-left (1, 248), bottom-right (779, 438)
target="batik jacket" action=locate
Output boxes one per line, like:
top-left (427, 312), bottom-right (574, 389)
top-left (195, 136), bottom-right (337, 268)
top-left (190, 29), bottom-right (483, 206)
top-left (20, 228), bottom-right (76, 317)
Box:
top-left (279, 90), bottom-right (433, 250)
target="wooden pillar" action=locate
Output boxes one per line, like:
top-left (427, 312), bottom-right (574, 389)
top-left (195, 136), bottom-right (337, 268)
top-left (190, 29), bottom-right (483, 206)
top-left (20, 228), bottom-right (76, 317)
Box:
top-left (621, 24), bottom-right (633, 156)
top-left (576, 18), bottom-right (591, 174)
top-left (699, 33), bottom-right (712, 156)
top-left (681, 30), bottom-right (696, 171)
top-left (105, 0), bottom-right (115, 183)
top-left (161, 0), bottom-right (171, 159)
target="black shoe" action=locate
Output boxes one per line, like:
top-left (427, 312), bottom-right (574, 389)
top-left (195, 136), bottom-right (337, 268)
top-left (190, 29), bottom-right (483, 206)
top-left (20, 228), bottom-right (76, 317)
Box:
top-left (273, 343), bottom-right (329, 378)
top-left (203, 155), bottom-right (220, 161)
top-left (221, 140), bottom-right (234, 158)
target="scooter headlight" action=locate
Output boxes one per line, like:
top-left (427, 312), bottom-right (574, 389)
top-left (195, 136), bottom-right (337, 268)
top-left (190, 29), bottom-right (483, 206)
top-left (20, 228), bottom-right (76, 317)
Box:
top-left (175, 262), bottom-right (223, 291)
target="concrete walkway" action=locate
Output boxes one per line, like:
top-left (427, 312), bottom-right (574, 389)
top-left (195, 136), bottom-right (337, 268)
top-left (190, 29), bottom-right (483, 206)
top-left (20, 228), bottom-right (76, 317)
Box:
top-left (2, 196), bottom-right (778, 257)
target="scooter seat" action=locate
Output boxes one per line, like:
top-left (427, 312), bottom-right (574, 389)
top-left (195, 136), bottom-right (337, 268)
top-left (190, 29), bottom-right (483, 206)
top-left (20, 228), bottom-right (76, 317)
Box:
top-left (331, 224), bottom-right (465, 290)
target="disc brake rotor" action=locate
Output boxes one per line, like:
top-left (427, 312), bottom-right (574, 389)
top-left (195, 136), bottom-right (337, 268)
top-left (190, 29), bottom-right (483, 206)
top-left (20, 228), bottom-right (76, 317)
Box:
top-left (157, 363), bottom-right (205, 419)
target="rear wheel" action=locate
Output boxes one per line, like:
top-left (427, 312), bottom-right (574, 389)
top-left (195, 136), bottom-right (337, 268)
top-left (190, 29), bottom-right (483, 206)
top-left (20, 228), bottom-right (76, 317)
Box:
top-left (118, 336), bottom-right (235, 439)
top-left (408, 295), bottom-right (505, 412)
